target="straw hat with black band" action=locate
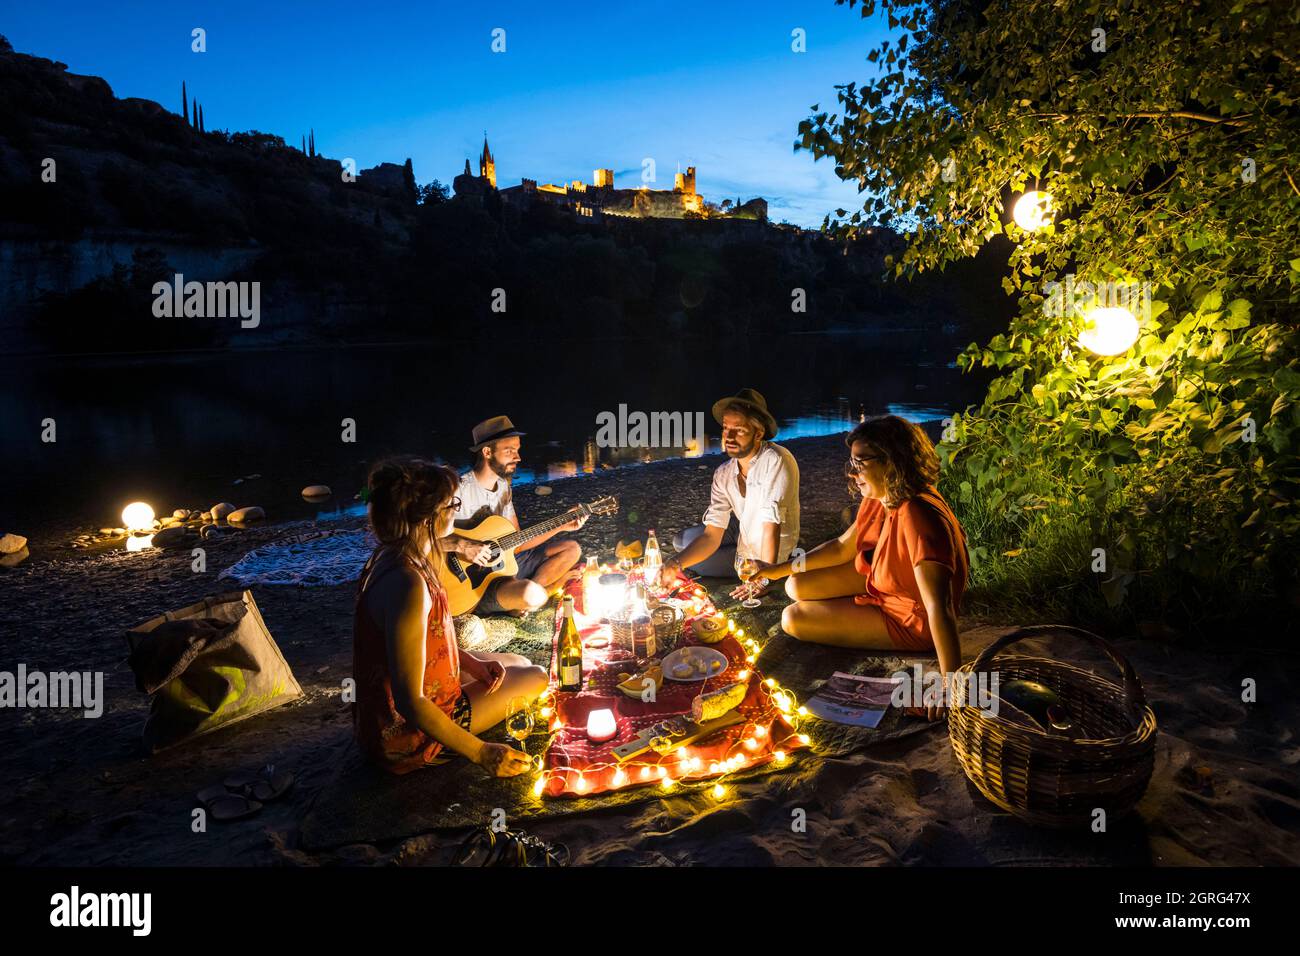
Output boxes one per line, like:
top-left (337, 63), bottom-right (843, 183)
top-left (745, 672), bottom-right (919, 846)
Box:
top-left (711, 388), bottom-right (779, 440)
top-left (469, 415), bottom-right (526, 452)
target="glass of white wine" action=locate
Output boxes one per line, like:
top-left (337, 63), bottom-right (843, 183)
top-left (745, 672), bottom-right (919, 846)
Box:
top-left (735, 552), bottom-right (762, 609)
top-left (505, 696), bottom-right (540, 770)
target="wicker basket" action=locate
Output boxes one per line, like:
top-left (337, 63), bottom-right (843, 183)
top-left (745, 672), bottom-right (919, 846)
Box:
top-left (609, 602), bottom-right (684, 655)
top-left (948, 625), bottom-right (1157, 829)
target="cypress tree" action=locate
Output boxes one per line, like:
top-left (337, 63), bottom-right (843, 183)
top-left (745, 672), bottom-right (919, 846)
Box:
top-left (182, 81), bottom-right (188, 123)
top-left (198, 104), bottom-right (204, 132)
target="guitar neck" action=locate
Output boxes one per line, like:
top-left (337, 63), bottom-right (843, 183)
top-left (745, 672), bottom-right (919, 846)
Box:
top-left (498, 508), bottom-right (584, 551)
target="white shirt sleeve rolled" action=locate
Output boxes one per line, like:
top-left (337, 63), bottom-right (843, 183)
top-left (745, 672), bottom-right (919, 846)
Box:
top-left (702, 463), bottom-right (732, 529)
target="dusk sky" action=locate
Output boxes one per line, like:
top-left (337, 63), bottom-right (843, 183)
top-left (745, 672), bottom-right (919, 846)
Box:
top-left (3, 1), bottom-right (890, 227)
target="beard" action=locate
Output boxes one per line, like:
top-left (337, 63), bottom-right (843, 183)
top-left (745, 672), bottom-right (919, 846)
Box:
top-left (724, 435), bottom-right (759, 459)
top-left (488, 458), bottom-right (517, 479)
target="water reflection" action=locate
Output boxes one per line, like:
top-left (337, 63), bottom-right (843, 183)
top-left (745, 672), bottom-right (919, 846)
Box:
top-left (1, 334), bottom-right (989, 538)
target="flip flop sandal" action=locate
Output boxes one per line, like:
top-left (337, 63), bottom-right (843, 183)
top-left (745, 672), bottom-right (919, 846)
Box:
top-left (453, 826), bottom-right (501, 866)
top-left (503, 828), bottom-right (570, 867)
top-left (225, 769), bottom-right (296, 803)
top-left (195, 785), bottom-right (263, 823)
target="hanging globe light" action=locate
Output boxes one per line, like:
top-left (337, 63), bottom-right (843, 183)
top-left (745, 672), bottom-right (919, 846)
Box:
top-left (1077, 306), bottom-right (1139, 356)
top-left (1011, 190), bottom-right (1055, 231)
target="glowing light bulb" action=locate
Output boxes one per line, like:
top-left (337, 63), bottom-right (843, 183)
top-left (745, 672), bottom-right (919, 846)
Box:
top-left (121, 501), bottom-right (155, 531)
top-left (1011, 190), bottom-right (1054, 231)
top-left (539, 706), bottom-right (553, 719)
top-left (657, 765), bottom-right (667, 778)
top-left (640, 766), bottom-right (651, 780)
top-left (796, 706), bottom-right (808, 717)
top-left (532, 776), bottom-right (546, 797)
top-left (709, 762), bottom-right (720, 774)
top-left (797, 733), bottom-right (811, 746)
top-left (1077, 306), bottom-right (1139, 356)
top-left (774, 750), bottom-right (787, 764)
top-left (744, 737), bottom-right (759, 751)
top-left (754, 726), bottom-right (767, 738)
top-left (738, 669), bottom-right (751, 681)
top-left (711, 783), bottom-right (727, 800)
top-left (727, 620), bottom-right (736, 632)
top-left (613, 768), bottom-right (627, 787)
top-left (575, 772), bottom-right (588, 794)
top-left (764, 678), bottom-right (776, 688)
top-left (661, 776), bottom-right (675, 791)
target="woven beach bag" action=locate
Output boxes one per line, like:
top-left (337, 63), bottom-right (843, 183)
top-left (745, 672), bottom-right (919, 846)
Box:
top-left (948, 625), bottom-right (1157, 829)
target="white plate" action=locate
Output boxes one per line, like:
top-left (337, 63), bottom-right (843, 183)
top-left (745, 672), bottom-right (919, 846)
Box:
top-left (661, 646), bottom-right (730, 682)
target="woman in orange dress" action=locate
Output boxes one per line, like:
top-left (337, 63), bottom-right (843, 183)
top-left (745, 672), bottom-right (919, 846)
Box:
top-left (758, 417), bottom-right (968, 716)
top-left (353, 456), bottom-right (547, 776)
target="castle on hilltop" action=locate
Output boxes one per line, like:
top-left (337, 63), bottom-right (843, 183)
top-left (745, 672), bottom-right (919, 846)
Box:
top-left (453, 135), bottom-right (768, 223)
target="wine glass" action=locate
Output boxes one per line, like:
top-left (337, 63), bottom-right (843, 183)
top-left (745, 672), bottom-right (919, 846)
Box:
top-left (505, 696), bottom-right (540, 770)
top-left (735, 552), bottom-right (762, 609)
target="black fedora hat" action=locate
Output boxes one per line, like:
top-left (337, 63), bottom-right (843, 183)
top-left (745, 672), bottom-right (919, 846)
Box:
top-left (469, 415), bottom-right (526, 452)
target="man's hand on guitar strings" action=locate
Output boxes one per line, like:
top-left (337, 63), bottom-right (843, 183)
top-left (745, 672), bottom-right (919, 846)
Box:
top-left (455, 537), bottom-right (496, 567)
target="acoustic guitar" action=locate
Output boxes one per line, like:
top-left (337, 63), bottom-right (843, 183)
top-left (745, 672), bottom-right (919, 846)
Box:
top-left (440, 495), bottom-right (619, 616)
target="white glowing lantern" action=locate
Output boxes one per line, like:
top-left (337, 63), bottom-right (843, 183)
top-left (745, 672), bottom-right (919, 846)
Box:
top-left (121, 501), bottom-right (155, 531)
top-left (595, 573), bottom-right (628, 620)
top-left (1078, 306), bottom-right (1139, 356)
top-left (585, 708), bottom-right (617, 743)
top-left (1011, 190), bottom-right (1054, 232)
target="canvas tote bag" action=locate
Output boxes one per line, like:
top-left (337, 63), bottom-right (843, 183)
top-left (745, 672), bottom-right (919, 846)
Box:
top-left (126, 590), bottom-right (303, 752)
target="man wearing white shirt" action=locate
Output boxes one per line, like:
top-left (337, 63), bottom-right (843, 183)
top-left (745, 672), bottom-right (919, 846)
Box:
top-left (666, 388), bottom-right (800, 596)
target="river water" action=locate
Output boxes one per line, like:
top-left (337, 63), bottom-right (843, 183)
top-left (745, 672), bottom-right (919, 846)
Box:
top-left (1, 330), bottom-right (987, 549)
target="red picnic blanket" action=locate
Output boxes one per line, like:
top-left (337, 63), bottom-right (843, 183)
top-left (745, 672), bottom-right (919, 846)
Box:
top-left (539, 573), bottom-right (804, 798)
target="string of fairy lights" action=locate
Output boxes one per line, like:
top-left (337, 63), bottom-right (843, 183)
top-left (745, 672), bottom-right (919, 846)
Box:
top-left (528, 608), bottom-right (812, 802)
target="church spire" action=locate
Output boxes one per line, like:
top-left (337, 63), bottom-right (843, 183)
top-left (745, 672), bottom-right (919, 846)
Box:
top-left (478, 132), bottom-right (496, 188)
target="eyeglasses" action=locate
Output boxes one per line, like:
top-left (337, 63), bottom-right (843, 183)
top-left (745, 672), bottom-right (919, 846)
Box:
top-left (845, 455), bottom-right (882, 475)
top-left (441, 496), bottom-right (462, 513)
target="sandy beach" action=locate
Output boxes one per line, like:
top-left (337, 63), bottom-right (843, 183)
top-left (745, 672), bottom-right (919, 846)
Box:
top-left (2, 432), bottom-right (1298, 867)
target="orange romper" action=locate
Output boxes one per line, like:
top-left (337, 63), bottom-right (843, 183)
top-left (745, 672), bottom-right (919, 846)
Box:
top-left (353, 548), bottom-right (464, 774)
top-left (852, 487), bottom-right (968, 651)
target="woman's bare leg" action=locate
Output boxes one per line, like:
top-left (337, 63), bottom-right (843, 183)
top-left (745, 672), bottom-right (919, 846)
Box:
top-left (460, 652), bottom-right (549, 734)
top-left (781, 597), bottom-right (896, 649)
top-left (785, 561), bottom-right (868, 601)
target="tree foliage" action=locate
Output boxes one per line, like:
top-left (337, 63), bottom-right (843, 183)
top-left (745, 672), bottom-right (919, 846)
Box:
top-left (800, 0), bottom-right (1300, 627)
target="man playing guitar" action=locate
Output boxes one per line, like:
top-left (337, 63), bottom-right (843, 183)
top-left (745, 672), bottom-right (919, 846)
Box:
top-left (445, 415), bottom-right (588, 616)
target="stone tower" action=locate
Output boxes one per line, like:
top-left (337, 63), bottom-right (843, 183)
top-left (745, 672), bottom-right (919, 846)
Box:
top-left (673, 165), bottom-right (697, 195)
top-left (594, 168), bottom-right (614, 188)
top-left (479, 135), bottom-right (496, 188)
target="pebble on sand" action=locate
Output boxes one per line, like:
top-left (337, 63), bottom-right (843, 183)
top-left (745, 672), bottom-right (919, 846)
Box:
top-left (227, 506), bottom-right (266, 523)
top-left (535, 486), bottom-right (553, 496)
top-left (0, 547), bottom-right (30, 568)
top-left (209, 502), bottom-right (236, 521)
top-left (0, 533), bottom-right (28, 555)
top-left (302, 484), bottom-right (332, 499)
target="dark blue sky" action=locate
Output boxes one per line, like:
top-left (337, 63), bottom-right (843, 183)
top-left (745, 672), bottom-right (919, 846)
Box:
top-left (3, 1), bottom-right (890, 226)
